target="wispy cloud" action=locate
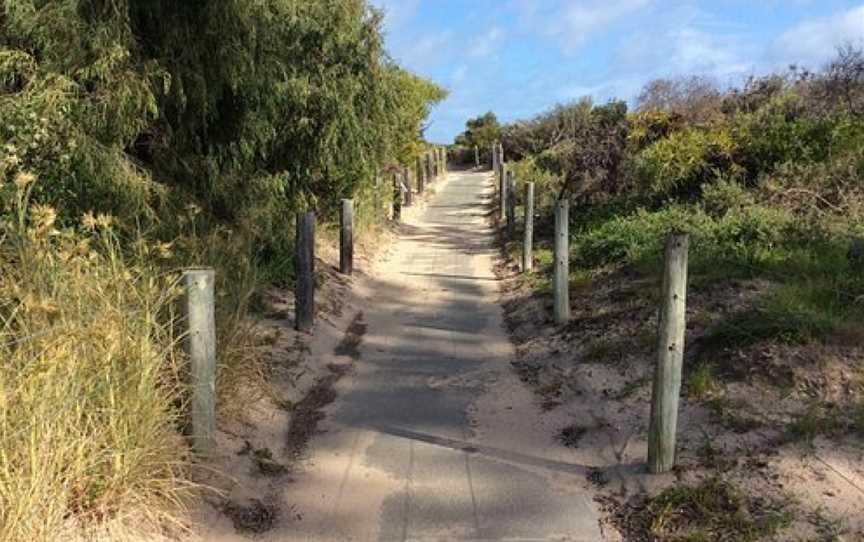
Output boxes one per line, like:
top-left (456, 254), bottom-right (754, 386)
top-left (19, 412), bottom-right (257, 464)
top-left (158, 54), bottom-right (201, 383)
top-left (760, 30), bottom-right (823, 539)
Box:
top-left (513, 0), bottom-right (654, 53)
top-left (771, 4), bottom-right (864, 67)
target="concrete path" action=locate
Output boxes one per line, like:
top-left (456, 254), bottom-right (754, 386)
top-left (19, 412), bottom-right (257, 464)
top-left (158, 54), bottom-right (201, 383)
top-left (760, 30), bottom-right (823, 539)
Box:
top-left (288, 169), bottom-right (604, 541)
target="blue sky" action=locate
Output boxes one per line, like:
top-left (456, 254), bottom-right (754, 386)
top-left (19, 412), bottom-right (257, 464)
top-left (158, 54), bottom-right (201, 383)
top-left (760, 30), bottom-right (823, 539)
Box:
top-left (369, 0), bottom-right (864, 144)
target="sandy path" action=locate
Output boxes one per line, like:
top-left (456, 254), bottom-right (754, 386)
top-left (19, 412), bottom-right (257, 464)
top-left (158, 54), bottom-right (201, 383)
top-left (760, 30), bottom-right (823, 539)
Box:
top-left (197, 168), bottom-right (605, 541)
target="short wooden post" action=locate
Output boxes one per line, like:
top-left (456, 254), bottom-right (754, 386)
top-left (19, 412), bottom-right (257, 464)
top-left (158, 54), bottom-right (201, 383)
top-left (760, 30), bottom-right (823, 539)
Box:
top-left (295, 212), bottom-right (315, 332)
top-left (523, 182), bottom-right (534, 272)
top-left (506, 170), bottom-right (516, 239)
top-left (474, 146), bottom-right (480, 168)
top-left (339, 199), bottom-right (353, 275)
top-left (182, 268), bottom-right (216, 455)
top-left (648, 232), bottom-right (690, 474)
top-left (553, 198), bottom-right (570, 324)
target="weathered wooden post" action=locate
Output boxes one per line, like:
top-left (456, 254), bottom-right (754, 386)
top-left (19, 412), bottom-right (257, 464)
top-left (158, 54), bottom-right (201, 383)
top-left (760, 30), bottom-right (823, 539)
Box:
top-left (506, 170), bottom-right (516, 239)
top-left (523, 182), bottom-right (534, 272)
top-left (339, 199), bottom-right (353, 275)
top-left (295, 212), bottom-right (315, 332)
top-left (441, 147), bottom-right (447, 174)
top-left (392, 172), bottom-right (403, 221)
top-left (182, 268), bottom-right (216, 455)
top-left (474, 146), bottom-right (480, 168)
top-left (492, 143), bottom-right (498, 173)
top-left (498, 162), bottom-right (507, 222)
top-left (416, 156), bottom-right (426, 194)
top-left (648, 232), bottom-right (690, 474)
top-left (404, 168), bottom-right (414, 207)
top-left (553, 198), bottom-right (570, 324)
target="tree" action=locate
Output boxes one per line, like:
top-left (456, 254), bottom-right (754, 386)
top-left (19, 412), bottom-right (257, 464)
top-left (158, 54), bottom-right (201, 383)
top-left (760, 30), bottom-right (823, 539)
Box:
top-left (454, 111), bottom-right (501, 148)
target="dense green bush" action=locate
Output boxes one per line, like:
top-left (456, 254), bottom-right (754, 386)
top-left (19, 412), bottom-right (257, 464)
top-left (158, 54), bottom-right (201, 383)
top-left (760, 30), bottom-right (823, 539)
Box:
top-left (635, 126), bottom-right (737, 197)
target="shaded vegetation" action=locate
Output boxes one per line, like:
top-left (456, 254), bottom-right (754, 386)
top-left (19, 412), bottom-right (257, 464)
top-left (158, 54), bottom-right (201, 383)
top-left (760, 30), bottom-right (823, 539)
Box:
top-left (1, 1), bottom-right (443, 539)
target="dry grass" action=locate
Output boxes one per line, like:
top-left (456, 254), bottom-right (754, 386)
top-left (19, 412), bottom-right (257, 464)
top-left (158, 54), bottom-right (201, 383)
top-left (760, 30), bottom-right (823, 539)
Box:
top-left (0, 179), bottom-right (193, 541)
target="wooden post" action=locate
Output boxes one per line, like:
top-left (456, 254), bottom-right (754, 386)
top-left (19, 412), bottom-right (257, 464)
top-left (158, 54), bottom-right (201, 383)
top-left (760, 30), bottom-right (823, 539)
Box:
top-left (506, 170), bottom-right (516, 239)
top-left (339, 199), bottom-right (353, 275)
top-left (474, 146), bottom-right (480, 168)
top-left (182, 268), bottom-right (216, 455)
top-left (523, 182), bottom-right (534, 272)
top-left (499, 162), bottom-right (506, 222)
top-left (295, 212), bottom-right (315, 332)
top-left (492, 143), bottom-right (498, 173)
top-left (392, 173), bottom-right (403, 221)
top-left (404, 168), bottom-right (414, 207)
top-left (553, 198), bottom-right (570, 324)
top-left (416, 156), bottom-right (425, 194)
top-left (648, 232), bottom-right (690, 474)
top-left (441, 148), bottom-right (447, 174)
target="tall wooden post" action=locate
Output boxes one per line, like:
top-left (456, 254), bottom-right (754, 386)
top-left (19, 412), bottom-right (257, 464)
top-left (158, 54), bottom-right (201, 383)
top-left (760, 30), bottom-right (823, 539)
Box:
top-left (474, 146), bottom-right (480, 168)
top-left (182, 268), bottom-right (216, 455)
top-left (295, 212), bottom-right (315, 332)
top-left (648, 232), bottom-right (690, 474)
top-left (553, 198), bottom-right (570, 324)
top-left (340, 199), bottom-right (353, 275)
top-left (523, 182), bottom-right (534, 272)
top-left (506, 170), bottom-right (516, 239)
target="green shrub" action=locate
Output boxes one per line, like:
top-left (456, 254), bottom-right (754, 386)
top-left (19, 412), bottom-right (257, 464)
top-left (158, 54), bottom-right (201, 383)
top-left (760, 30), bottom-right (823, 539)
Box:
top-left (730, 92), bottom-right (835, 178)
top-left (636, 126), bottom-right (738, 197)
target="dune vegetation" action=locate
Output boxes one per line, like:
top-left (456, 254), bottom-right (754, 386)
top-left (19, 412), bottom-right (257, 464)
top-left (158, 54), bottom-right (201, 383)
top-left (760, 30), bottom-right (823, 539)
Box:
top-left (0, 1), bottom-right (444, 540)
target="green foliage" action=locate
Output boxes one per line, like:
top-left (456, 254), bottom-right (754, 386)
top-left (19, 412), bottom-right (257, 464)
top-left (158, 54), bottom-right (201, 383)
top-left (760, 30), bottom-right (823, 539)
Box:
top-left (454, 111), bottom-right (500, 150)
top-left (636, 126), bottom-right (737, 197)
top-left (0, 2), bottom-right (444, 539)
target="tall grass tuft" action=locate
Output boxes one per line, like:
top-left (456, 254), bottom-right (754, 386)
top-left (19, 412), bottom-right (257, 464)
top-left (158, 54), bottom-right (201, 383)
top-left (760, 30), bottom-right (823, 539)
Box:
top-left (0, 175), bottom-right (192, 541)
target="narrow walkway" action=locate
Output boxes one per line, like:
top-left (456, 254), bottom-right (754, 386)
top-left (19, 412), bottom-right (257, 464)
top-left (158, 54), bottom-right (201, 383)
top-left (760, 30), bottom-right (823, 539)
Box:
top-left (288, 169), bottom-right (603, 541)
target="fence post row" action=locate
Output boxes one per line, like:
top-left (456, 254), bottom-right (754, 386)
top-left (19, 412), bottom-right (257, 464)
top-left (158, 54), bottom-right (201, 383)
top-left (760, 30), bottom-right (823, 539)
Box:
top-left (553, 198), bottom-right (570, 324)
top-left (182, 268), bottom-right (216, 455)
top-left (523, 182), bottom-right (534, 272)
top-left (506, 170), bottom-right (516, 239)
top-left (647, 232), bottom-right (690, 474)
top-left (295, 211), bottom-right (316, 332)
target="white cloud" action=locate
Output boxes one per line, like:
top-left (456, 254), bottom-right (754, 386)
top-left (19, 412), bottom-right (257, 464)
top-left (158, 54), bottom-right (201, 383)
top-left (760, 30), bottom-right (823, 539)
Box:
top-left (512, 0), bottom-right (653, 53)
top-left (771, 4), bottom-right (864, 67)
